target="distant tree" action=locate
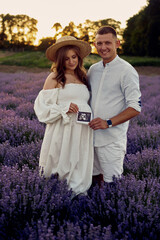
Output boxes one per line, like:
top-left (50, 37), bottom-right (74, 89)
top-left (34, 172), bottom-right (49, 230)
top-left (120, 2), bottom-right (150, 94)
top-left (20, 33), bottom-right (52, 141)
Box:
top-left (0, 14), bottom-right (8, 47)
top-left (0, 13), bottom-right (38, 49)
top-left (123, 11), bottom-right (148, 56)
top-left (40, 18), bottom-right (121, 53)
top-left (78, 18), bottom-right (121, 44)
top-left (122, 0), bottom-right (160, 56)
top-left (146, 0), bottom-right (160, 56)
top-left (0, 14), bottom-right (7, 40)
top-left (0, 14), bottom-right (10, 48)
top-left (38, 37), bottom-right (56, 51)
top-left (52, 22), bottom-right (62, 32)
top-left (76, 18), bottom-right (121, 52)
top-left (76, 23), bottom-right (88, 42)
top-left (60, 22), bottom-right (78, 37)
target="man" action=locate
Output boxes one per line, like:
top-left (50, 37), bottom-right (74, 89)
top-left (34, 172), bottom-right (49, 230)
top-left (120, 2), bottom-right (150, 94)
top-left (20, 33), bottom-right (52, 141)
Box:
top-left (88, 26), bottom-right (141, 185)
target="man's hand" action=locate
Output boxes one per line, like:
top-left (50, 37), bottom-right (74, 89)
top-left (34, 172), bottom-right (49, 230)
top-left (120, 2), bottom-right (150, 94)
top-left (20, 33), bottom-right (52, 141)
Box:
top-left (89, 118), bottom-right (108, 130)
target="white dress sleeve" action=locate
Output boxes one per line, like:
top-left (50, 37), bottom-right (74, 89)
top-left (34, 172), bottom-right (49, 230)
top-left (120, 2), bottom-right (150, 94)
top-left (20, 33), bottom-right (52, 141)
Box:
top-left (34, 89), bottom-right (70, 124)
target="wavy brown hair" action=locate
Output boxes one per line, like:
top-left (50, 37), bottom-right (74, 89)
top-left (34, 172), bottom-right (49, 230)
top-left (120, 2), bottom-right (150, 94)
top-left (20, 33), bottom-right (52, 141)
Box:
top-left (51, 45), bottom-right (88, 88)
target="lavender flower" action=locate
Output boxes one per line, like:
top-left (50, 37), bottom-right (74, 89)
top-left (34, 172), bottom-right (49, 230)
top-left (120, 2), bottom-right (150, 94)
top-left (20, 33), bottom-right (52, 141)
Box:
top-left (0, 116), bottom-right (45, 146)
top-left (0, 71), bottom-right (160, 239)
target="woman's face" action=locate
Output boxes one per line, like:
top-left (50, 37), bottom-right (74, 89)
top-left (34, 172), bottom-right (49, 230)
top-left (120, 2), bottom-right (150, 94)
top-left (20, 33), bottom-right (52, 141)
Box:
top-left (64, 49), bottom-right (79, 71)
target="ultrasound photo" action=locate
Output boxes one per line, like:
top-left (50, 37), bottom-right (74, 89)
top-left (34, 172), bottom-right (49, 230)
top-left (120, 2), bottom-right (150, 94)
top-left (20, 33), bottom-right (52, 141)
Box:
top-left (77, 111), bottom-right (91, 124)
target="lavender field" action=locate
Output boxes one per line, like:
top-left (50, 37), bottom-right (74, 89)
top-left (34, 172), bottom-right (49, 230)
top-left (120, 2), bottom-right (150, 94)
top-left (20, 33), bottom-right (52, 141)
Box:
top-left (0, 70), bottom-right (160, 240)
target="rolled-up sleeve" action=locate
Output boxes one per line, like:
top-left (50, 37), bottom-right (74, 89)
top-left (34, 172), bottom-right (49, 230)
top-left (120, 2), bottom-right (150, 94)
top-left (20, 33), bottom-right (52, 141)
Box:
top-left (34, 89), bottom-right (70, 124)
top-left (122, 68), bottom-right (141, 112)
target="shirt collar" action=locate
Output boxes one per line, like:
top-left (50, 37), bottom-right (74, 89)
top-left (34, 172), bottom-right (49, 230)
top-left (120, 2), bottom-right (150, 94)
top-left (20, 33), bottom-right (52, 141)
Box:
top-left (101, 55), bottom-right (119, 68)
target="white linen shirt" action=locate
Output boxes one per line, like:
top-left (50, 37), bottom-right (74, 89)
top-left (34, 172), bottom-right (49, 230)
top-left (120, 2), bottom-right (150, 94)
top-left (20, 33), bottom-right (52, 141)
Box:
top-left (88, 55), bottom-right (141, 147)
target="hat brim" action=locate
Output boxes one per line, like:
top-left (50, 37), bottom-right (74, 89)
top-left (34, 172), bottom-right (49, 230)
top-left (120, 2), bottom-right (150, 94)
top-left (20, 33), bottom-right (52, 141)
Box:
top-left (46, 39), bottom-right (91, 62)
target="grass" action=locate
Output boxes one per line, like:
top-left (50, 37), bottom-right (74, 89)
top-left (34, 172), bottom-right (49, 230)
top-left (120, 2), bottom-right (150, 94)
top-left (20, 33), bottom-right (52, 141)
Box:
top-left (0, 50), bottom-right (160, 69)
top-left (121, 56), bottom-right (160, 66)
top-left (0, 51), bottom-right (50, 68)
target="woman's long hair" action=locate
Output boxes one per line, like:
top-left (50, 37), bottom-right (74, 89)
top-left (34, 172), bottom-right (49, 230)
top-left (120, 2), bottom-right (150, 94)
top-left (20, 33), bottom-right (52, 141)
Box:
top-left (51, 45), bottom-right (89, 88)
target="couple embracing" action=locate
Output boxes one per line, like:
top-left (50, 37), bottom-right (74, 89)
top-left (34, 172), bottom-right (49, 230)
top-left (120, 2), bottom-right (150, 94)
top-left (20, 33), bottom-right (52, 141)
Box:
top-left (34, 26), bottom-right (141, 197)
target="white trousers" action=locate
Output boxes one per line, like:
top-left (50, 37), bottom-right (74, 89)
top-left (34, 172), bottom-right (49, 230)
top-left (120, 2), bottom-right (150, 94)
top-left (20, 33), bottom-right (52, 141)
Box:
top-left (93, 139), bottom-right (127, 182)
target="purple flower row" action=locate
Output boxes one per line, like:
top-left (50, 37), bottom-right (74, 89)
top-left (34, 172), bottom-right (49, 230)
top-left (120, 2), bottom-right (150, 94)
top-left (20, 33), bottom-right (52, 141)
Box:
top-left (0, 164), bottom-right (160, 239)
top-left (0, 71), bottom-right (160, 239)
top-left (0, 116), bottom-right (45, 146)
top-left (124, 146), bottom-right (160, 179)
top-left (0, 140), bottom-right (42, 169)
top-left (127, 124), bottom-right (160, 154)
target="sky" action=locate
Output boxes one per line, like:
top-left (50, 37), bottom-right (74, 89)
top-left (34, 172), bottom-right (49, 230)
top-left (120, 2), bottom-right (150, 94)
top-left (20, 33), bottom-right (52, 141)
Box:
top-left (1, 0), bottom-right (147, 44)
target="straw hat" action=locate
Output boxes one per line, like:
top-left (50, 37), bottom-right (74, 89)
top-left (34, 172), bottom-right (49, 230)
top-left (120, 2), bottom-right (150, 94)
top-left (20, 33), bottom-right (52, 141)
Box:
top-left (46, 36), bottom-right (91, 62)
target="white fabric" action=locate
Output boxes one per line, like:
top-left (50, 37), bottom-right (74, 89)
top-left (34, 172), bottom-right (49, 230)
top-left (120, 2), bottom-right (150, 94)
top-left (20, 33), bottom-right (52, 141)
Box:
top-left (93, 139), bottom-right (127, 182)
top-left (34, 84), bottom-right (93, 195)
top-left (87, 55), bottom-right (141, 147)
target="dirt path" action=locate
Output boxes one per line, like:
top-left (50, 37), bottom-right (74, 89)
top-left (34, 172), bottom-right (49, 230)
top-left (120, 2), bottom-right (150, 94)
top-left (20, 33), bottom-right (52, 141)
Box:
top-left (135, 66), bottom-right (160, 76)
top-left (0, 65), bottom-right (49, 73)
top-left (0, 64), bottom-right (160, 75)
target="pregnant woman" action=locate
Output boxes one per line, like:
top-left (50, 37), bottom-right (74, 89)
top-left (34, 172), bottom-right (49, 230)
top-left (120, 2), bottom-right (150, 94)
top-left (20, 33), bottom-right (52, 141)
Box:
top-left (34, 36), bottom-right (93, 196)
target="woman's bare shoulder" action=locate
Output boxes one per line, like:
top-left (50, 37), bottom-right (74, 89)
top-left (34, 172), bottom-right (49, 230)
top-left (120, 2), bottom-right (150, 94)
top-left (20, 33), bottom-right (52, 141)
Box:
top-left (43, 72), bottom-right (58, 90)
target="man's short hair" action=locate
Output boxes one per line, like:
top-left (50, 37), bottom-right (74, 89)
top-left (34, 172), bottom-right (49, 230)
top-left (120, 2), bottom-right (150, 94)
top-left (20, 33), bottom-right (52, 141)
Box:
top-left (96, 26), bottom-right (117, 38)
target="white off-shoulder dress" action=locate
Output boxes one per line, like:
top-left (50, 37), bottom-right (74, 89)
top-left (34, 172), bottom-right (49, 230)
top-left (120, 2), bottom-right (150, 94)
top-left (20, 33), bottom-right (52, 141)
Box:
top-left (34, 83), bottom-right (93, 195)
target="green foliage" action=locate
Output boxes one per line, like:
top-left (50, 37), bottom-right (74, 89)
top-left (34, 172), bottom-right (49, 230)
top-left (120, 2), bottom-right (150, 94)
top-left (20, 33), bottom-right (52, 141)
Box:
top-left (123, 0), bottom-right (160, 57)
top-left (121, 56), bottom-right (160, 66)
top-left (0, 51), bottom-right (50, 68)
top-left (0, 51), bottom-right (160, 69)
top-left (0, 51), bottom-right (102, 69)
top-left (83, 54), bottom-right (101, 69)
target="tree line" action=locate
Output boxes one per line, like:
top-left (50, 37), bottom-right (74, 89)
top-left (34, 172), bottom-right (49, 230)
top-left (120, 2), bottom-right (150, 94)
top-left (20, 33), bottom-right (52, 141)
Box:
top-left (0, 14), bottom-right (37, 50)
top-left (123, 0), bottom-right (160, 57)
top-left (38, 18), bottom-right (122, 53)
top-left (0, 0), bottom-right (159, 56)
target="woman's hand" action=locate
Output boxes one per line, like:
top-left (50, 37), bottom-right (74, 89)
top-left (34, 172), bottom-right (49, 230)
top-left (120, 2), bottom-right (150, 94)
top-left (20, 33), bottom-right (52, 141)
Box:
top-left (68, 103), bottom-right (79, 113)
